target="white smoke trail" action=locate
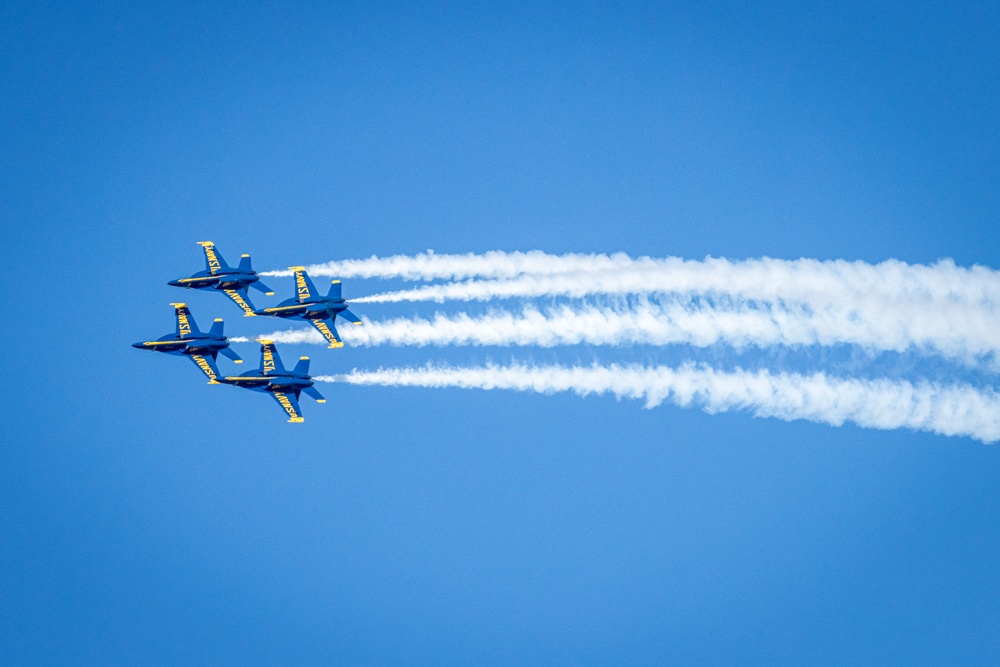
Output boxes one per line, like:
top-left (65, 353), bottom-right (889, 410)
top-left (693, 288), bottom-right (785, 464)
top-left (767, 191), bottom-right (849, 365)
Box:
top-left (260, 250), bottom-right (639, 279)
top-left (352, 258), bottom-right (1000, 308)
top-left (315, 362), bottom-right (1000, 443)
top-left (242, 300), bottom-right (1000, 364)
top-left (259, 251), bottom-right (1000, 308)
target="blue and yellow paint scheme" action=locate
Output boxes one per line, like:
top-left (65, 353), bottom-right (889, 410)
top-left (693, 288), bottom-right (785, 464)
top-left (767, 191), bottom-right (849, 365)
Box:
top-left (168, 241), bottom-right (275, 317)
top-left (253, 267), bottom-right (362, 348)
top-left (132, 303), bottom-right (243, 383)
top-left (220, 340), bottom-right (325, 422)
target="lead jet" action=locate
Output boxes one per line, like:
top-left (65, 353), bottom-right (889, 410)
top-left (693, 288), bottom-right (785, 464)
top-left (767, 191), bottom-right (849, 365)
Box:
top-left (253, 267), bottom-right (362, 348)
top-left (221, 339), bottom-right (325, 422)
top-left (168, 241), bottom-right (274, 317)
top-left (132, 303), bottom-right (243, 384)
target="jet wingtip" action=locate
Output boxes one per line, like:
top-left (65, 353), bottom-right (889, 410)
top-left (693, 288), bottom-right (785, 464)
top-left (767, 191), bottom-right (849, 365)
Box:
top-left (197, 240), bottom-right (214, 246)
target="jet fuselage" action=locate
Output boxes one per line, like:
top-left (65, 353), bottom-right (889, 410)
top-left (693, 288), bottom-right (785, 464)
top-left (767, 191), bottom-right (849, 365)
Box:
top-left (132, 332), bottom-right (232, 356)
top-left (255, 296), bottom-right (347, 320)
top-left (168, 268), bottom-right (261, 291)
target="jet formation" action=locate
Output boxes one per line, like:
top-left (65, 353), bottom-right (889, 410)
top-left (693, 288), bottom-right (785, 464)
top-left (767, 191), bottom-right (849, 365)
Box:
top-left (135, 242), bottom-right (359, 422)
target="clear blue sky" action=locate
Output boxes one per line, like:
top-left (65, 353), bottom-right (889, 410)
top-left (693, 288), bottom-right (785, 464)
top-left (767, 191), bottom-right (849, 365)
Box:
top-left (2, 2), bottom-right (999, 663)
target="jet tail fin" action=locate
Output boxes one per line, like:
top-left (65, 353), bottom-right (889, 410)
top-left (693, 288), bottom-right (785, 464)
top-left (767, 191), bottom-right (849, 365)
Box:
top-left (208, 318), bottom-right (224, 338)
top-left (328, 280), bottom-right (343, 300)
top-left (293, 356), bottom-right (310, 375)
top-left (172, 303), bottom-right (200, 338)
top-left (238, 254), bottom-right (253, 272)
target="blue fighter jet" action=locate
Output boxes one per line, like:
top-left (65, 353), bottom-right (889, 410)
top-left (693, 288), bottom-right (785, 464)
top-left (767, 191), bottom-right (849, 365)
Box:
top-left (168, 241), bottom-right (274, 317)
top-left (253, 267), bottom-right (362, 348)
top-left (221, 339), bottom-right (325, 422)
top-left (132, 303), bottom-right (243, 383)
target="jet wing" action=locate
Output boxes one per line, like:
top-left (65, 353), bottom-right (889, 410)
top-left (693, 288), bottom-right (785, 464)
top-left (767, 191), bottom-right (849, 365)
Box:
top-left (290, 267), bottom-right (321, 302)
top-left (270, 391), bottom-right (305, 422)
top-left (221, 288), bottom-right (257, 317)
top-left (198, 241), bottom-right (229, 275)
top-left (308, 317), bottom-right (343, 348)
top-left (187, 354), bottom-right (222, 384)
top-left (173, 303), bottom-right (199, 338)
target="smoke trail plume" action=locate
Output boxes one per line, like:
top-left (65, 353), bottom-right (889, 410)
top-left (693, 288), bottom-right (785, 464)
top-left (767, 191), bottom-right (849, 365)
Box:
top-left (316, 362), bottom-right (1000, 443)
top-left (262, 252), bottom-right (1000, 305)
top-left (244, 300), bottom-right (1000, 364)
top-left (260, 251), bottom-right (1000, 310)
top-left (352, 257), bottom-right (1000, 308)
top-left (260, 250), bottom-right (639, 279)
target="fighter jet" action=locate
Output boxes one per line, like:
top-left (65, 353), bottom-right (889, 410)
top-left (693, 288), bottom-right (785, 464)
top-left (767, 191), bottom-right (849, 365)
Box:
top-left (221, 339), bottom-right (325, 422)
top-left (132, 303), bottom-right (243, 384)
top-left (252, 267), bottom-right (362, 348)
top-left (168, 241), bottom-right (274, 317)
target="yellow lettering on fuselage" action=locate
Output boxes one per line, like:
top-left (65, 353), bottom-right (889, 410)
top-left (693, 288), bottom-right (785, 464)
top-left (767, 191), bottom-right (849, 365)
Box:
top-left (224, 289), bottom-right (255, 316)
top-left (295, 272), bottom-right (311, 300)
top-left (192, 355), bottom-right (217, 382)
top-left (205, 245), bottom-right (222, 274)
top-left (275, 393), bottom-right (300, 420)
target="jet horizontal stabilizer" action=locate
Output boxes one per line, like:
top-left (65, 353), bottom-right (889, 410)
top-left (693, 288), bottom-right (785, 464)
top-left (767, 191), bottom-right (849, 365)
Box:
top-left (339, 308), bottom-right (362, 325)
top-left (249, 279), bottom-right (274, 295)
top-left (302, 385), bottom-right (325, 403)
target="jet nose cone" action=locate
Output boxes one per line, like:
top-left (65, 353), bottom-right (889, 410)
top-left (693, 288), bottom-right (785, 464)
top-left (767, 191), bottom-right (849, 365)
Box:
top-left (131, 342), bottom-right (146, 349)
top-left (167, 279), bottom-right (183, 287)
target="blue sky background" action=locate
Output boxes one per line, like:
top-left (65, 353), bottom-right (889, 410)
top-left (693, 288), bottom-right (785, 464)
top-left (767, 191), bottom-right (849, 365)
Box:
top-left (2, 2), bottom-right (999, 663)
